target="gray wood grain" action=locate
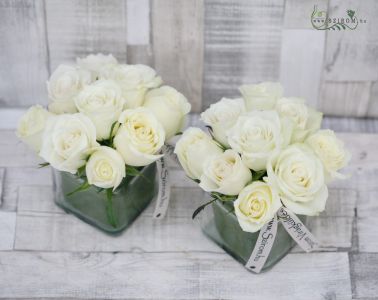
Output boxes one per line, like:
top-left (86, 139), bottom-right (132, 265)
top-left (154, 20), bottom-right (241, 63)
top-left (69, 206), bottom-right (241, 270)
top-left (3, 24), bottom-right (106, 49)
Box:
top-left (350, 253), bottom-right (378, 299)
top-left (323, 0), bottom-right (378, 82)
top-left (0, 211), bottom-right (16, 250)
top-left (152, 0), bottom-right (204, 112)
top-left (319, 81), bottom-right (372, 117)
top-left (45, 0), bottom-right (128, 70)
top-left (279, 29), bottom-right (325, 108)
top-left (283, 0), bottom-right (328, 29)
top-left (202, 0), bottom-right (284, 109)
top-left (0, 0), bottom-right (48, 107)
top-left (367, 81), bottom-right (378, 118)
top-left (0, 251), bottom-right (352, 299)
top-left (2, 166), bottom-right (52, 211)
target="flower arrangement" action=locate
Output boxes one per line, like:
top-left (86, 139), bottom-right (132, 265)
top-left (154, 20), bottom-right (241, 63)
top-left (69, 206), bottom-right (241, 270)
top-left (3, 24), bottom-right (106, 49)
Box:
top-left (17, 53), bottom-right (191, 232)
top-left (174, 82), bottom-right (350, 272)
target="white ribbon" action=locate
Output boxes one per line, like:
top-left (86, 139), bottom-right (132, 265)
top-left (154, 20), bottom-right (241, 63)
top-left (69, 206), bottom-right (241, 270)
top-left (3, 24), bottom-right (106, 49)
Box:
top-left (277, 206), bottom-right (320, 252)
top-left (245, 215), bottom-right (278, 273)
top-left (153, 150), bottom-right (171, 219)
top-left (246, 206), bottom-right (320, 273)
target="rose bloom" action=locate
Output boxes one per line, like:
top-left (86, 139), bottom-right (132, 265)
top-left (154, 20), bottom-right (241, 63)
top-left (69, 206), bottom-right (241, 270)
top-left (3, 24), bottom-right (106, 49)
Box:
top-left (17, 105), bottom-right (52, 152)
top-left (201, 97), bottom-right (245, 147)
top-left (239, 82), bottom-right (283, 111)
top-left (227, 110), bottom-right (292, 171)
top-left (113, 108), bottom-right (165, 166)
top-left (144, 86), bottom-right (191, 140)
top-left (266, 144), bottom-right (328, 216)
top-left (275, 97), bottom-right (322, 143)
top-left (234, 181), bottom-right (281, 232)
top-left (306, 130), bottom-right (351, 180)
top-left (199, 149), bottom-right (252, 196)
top-left (39, 113), bottom-right (99, 174)
top-left (75, 79), bottom-right (125, 140)
top-left (174, 127), bottom-right (223, 180)
top-left (47, 64), bottom-right (92, 114)
top-left (86, 146), bottom-right (126, 190)
top-left (100, 64), bottom-right (162, 108)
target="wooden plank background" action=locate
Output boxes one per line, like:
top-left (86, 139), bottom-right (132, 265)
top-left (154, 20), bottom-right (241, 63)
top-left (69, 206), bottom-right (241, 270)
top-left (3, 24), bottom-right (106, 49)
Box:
top-left (0, 0), bottom-right (377, 116)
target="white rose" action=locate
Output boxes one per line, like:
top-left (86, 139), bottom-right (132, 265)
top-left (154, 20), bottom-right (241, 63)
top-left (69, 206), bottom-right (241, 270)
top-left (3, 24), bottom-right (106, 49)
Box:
top-left (143, 86), bottom-right (191, 140)
top-left (77, 53), bottom-right (118, 79)
top-left (47, 65), bottom-right (92, 114)
top-left (16, 105), bottom-right (52, 152)
top-left (113, 108), bottom-right (165, 166)
top-left (100, 64), bottom-right (162, 108)
top-left (174, 127), bottom-right (223, 180)
top-left (39, 113), bottom-right (99, 174)
top-left (306, 130), bottom-right (351, 180)
top-left (239, 82), bottom-right (283, 111)
top-left (227, 110), bottom-right (292, 171)
top-left (86, 146), bottom-right (126, 190)
top-left (201, 97), bottom-right (245, 147)
top-left (266, 144), bottom-right (328, 216)
top-left (75, 79), bottom-right (125, 140)
top-left (199, 149), bottom-right (252, 196)
top-left (275, 97), bottom-right (322, 142)
top-left (234, 181), bottom-right (281, 233)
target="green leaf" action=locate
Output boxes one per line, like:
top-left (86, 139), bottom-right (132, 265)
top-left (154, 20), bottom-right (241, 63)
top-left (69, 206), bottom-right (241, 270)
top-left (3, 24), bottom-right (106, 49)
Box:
top-left (126, 165), bottom-right (142, 176)
top-left (109, 121), bottom-right (118, 139)
top-left (66, 181), bottom-right (91, 196)
top-left (252, 170), bottom-right (267, 181)
top-left (192, 198), bottom-right (217, 220)
top-left (76, 165), bottom-right (86, 178)
top-left (38, 162), bottom-right (50, 168)
top-left (175, 132), bottom-right (183, 136)
top-left (105, 189), bottom-right (118, 228)
top-left (210, 192), bottom-right (236, 202)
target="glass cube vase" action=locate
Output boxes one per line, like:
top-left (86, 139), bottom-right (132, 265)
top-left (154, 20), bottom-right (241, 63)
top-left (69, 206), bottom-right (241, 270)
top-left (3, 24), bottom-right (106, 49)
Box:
top-left (200, 200), bottom-right (306, 272)
top-left (53, 163), bottom-right (156, 235)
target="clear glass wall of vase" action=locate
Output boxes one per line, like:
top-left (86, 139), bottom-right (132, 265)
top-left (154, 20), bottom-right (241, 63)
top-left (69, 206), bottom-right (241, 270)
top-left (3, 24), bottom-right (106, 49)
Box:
top-left (52, 163), bottom-right (156, 235)
top-left (200, 200), bottom-right (306, 272)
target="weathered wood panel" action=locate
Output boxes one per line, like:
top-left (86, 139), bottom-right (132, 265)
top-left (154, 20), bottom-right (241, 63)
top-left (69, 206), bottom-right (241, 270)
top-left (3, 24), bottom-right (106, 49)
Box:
top-left (0, 0), bottom-right (48, 107)
top-left (279, 29), bottom-right (325, 108)
top-left (283, 0), bottom-right (328, 29)
top-left (45, 0), bottom-right (128, 70)
top-left (152, 0), bottom-right (204, 112)
top-left (322, 116), bottom-right (378, 133)
top-left (319, 81), bottom-right (372, 117)
top-left (367, 81), bottom-right (378, 118)
top-left (203, 0), bottom-right (284, 108)
top-left (2, 167), bottom-right (52, 211)
top-left (202, 0), bottom-right (285, 109)
top-left (0, 211), bottom-right (16, 250)
top-left (0, 251), bottom-right (352, 299)
top-left (323, 0), bottom-right (378, 81)
top-left (350, 253), bottom-right (378, 299)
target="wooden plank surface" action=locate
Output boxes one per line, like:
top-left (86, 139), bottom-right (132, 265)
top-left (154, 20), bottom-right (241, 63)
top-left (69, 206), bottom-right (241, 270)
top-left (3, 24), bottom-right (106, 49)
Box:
top-left (350, 253), bottom-right (378, 299)
top-left (319, 81), bottom-right (372, 117)
top-left (152, 0), bottom-right (204, 112)
top-left (0, 211), bottom-right (16, 250)
top-left (202, 0), bottom-right (284, 109)
top-left (279, 29), bottom-right (325, 108)
top-left (0, 251), bottom-right (352, 300)
top-left (323, 0), bottom-right (378, 82)
top-left (45, 0), bottom-right (128, 70)
top-left (0, 0), bottom-right (48, 107)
